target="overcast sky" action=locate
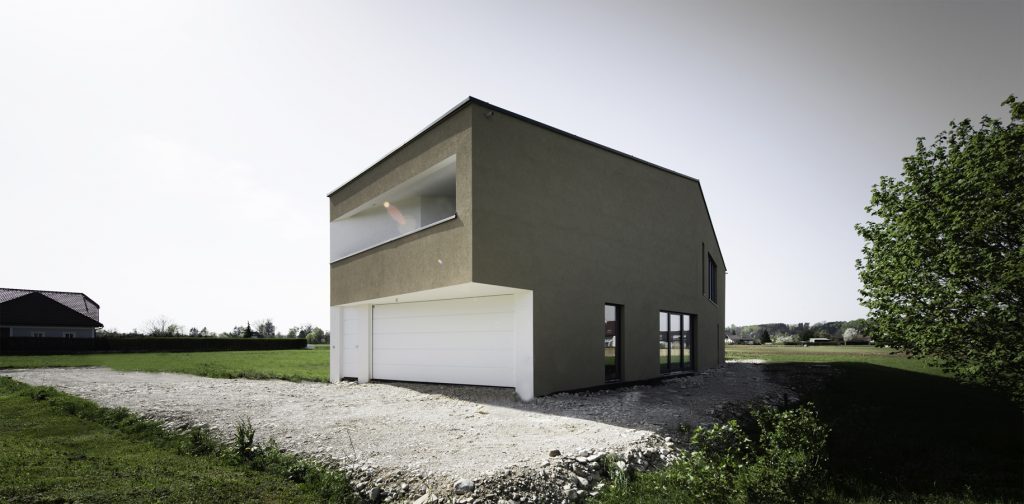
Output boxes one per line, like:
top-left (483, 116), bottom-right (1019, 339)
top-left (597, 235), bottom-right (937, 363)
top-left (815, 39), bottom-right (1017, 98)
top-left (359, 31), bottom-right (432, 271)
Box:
top-left (2, 1), bottom-right (1021, 332)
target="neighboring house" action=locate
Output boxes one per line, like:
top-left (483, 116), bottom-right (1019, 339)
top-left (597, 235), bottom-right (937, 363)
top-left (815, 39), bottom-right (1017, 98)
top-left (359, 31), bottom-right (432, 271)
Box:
top-left (329, 97), bottom-right (726, 400)
top-left (726, 333), bottom-right (754, 345)
top-left (0, 288), bottom-right (103, 341)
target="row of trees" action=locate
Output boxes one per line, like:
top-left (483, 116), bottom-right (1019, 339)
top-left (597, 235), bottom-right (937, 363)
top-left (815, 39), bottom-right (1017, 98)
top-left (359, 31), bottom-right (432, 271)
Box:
top-left (100, 316), bottom-right (329, 344)
top-left (726, 319), bottom-right (871, 345)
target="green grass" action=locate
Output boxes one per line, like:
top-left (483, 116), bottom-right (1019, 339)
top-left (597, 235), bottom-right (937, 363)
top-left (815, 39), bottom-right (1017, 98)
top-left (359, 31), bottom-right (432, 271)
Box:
top-left (726, 344), bottom-right (945, 376)
top-left (0, 377), bottom-right (340, 503)
top-left (801, 362), bottom-right (1022, 503)
top-left (0, 348), bottom-right (330, 382)
top-left (597, 346), bottom-right (1023, 503)
top-left (731, 345), bottom-right (1023, 502)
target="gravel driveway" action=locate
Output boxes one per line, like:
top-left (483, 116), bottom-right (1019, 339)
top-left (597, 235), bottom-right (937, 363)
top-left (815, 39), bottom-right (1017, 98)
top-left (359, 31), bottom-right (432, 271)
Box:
top-left (2, 363), bottom-right (789, 498)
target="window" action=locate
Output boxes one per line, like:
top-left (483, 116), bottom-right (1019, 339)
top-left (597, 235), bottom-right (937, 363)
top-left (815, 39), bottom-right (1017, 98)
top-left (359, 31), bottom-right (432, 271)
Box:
top-left (64, 332), bottom-right (75, 339)
top-left (707, 255), bottom-right (718, 303)
top-left (604, 304), bottom-right (623, 382)
top-left (659, 311), bottom-right (695, 373)
top-left (330, 155), bottom-right (457, 262)
top-left (32, 331), bottom-right (44, 338)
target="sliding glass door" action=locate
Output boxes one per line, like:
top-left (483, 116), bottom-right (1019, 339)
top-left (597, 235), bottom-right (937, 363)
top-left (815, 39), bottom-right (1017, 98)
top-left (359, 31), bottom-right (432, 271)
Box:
top-left (659, 311), bottom-right (694, 373)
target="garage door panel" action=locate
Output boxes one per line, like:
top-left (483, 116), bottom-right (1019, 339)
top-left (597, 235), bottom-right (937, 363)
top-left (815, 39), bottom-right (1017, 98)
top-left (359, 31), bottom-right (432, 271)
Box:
top-left (372, 363), bottom-right (512, 387)
top-left (372, 312), bottom-right (513, 335)
top-left (371, 296), bottom-right (515, 388)
top-left (372, 347), bottom-right (510, 366)
top-left (373, 331), bottom-right (513, 351)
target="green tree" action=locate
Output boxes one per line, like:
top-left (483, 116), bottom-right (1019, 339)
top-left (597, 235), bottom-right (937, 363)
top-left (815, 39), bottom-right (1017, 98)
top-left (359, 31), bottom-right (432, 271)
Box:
top-left (253, 319), bottom-right (277, 339)
top-left (856, 96), bottom-right (1023, 404)
top-left (307, 327), bottom-right (326, 344)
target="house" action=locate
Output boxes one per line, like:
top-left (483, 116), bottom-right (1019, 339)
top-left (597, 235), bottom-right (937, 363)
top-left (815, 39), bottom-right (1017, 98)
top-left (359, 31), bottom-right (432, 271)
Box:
top-left (0, 288), bottom-right (103, 342)
top-left (726, 333), bottom-right (755, 345)
top-left (328, 98), bottom-right (726, 400)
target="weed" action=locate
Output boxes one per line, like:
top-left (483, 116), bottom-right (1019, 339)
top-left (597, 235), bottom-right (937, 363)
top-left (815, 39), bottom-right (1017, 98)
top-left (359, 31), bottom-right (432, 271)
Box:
top-left (181, 426), bottom-right (218, 456)
top-left (234, 417), bottom-right (259, 461)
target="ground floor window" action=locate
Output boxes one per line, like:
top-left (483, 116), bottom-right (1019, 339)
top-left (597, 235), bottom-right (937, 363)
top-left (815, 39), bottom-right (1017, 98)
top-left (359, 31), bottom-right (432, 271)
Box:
top-left (604, 304), bottom-right (622, 382)
top-left (659, 311), bottom-right (694, 373)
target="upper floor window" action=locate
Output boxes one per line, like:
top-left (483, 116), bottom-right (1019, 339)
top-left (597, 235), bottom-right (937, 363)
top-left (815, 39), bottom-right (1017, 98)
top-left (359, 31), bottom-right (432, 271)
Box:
top-left (331, 155), bottom-right (456, 262)
top-left (707, 255), bottom-right (718, 303)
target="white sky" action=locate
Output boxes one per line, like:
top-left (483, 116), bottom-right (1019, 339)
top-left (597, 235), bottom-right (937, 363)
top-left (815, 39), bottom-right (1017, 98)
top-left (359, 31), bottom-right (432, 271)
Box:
top-left (2, 0), bottom-right (1021, 332)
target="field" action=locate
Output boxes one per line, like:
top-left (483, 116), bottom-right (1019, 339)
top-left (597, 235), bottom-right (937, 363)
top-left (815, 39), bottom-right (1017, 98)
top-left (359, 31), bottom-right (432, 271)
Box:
top-left (0, 348), bottom-right (330, 382)
top-left (726, 343), bottom-right (944, 375)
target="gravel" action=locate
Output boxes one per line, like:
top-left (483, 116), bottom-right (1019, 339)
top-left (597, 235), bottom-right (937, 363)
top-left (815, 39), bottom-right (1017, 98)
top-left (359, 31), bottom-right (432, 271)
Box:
top-left (1, 363), bottom-right (792, 502)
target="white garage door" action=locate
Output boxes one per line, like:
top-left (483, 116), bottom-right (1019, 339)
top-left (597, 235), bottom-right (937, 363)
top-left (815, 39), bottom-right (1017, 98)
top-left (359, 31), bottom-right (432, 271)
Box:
top-left (371, 295), bottom-right (515, 387)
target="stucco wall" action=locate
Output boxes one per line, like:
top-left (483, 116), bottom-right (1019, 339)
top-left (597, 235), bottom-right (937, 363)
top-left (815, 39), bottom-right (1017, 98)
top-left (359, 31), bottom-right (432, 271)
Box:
top-left (329, 108), bottom-right (474, 306)
top-left (469, 104), bottom-right (726, 396)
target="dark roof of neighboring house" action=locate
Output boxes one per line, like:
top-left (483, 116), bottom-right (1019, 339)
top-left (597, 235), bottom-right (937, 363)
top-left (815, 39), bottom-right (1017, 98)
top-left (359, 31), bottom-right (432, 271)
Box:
top-left (0, 288), bottom-right (101, 325)
top-left (328, 96), bottom-right (728, 270)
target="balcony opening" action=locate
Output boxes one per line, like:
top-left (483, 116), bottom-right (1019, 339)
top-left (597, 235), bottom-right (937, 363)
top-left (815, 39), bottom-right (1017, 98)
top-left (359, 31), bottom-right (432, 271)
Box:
top-left (331, 155), bottom-right (456, 262)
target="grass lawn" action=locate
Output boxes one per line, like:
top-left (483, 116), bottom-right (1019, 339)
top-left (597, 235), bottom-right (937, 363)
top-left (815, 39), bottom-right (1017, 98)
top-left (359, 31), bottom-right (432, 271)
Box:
top-left (0, 348), bottom-right (330, 382)
top-left (0, 377), bottom-right (334, 503)
top-left (732, 346), bottom-right (1022, 502)
top-left (726, 344), bottom-right (945, 376)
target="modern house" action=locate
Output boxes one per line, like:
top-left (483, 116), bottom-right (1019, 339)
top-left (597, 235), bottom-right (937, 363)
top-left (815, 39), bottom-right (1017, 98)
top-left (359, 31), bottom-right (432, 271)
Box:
top-left (329, 98), bottom-right (726, 400)
top-left (0, 288), bottom-right (103, 342)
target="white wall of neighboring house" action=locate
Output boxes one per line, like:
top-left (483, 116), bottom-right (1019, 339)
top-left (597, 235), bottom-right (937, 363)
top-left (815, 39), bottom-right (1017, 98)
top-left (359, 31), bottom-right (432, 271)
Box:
top-left (3, 326), bottom-right (96, 338)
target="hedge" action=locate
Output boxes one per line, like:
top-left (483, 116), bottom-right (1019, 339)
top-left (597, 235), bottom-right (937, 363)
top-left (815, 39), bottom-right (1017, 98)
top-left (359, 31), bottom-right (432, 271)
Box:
top-left (0, 337), bottom-right (308, 355)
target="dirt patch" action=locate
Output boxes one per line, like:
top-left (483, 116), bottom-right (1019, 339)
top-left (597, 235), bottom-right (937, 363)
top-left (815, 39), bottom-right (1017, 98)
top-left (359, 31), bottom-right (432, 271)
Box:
top-left (2, 363), bottom-right (791, 502)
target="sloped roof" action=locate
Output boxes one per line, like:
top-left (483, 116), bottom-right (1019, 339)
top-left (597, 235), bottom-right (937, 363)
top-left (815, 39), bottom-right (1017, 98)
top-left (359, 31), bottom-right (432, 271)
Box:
top-left (327, 97), bottom-right (727, 270)
top-left (0, 288), bottom-right (101, 324)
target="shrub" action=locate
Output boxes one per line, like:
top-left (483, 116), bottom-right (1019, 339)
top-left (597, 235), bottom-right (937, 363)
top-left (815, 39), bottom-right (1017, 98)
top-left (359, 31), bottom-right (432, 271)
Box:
top-left (596, 404), bottom-right (830, 504)
top-left (742, 405), bottom-right (831, 503)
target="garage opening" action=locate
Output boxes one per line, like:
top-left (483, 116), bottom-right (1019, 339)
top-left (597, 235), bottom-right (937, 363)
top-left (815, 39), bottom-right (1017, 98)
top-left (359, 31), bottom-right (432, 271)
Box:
top-left (371, 295), bottom-right (515, 388)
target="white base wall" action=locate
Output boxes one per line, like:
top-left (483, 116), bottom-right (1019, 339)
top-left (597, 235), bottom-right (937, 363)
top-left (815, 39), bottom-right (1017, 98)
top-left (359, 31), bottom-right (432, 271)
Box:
top-left (330, 282), bottom-right (534, 400)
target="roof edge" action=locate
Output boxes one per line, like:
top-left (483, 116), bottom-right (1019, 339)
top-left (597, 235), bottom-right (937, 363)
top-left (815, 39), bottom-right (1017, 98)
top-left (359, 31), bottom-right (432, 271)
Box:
top-left (0, 288), bottom-right (100, 309)
top-left (326, 97), bottom-right (476, 197)
top-left (324, 97), bottom-right (725, 268)
top-left (327, 96), bottom-right (703, 198)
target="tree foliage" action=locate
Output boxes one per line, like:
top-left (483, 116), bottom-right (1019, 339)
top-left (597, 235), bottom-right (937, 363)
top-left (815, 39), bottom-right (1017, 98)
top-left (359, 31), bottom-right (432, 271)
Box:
top-left (286, 324), bottom-right (328, 344)
top-left (144, 316), bottom-right (182, 337)
top-left (856, 96), bottom-right (1023, 404)
top-left (253, 319), bottom-right (277, 339)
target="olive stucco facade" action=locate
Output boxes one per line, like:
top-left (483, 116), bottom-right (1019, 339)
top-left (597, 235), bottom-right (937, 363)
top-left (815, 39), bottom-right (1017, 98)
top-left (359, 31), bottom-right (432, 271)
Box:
top-left (329, 98), bottom-right (725, 400)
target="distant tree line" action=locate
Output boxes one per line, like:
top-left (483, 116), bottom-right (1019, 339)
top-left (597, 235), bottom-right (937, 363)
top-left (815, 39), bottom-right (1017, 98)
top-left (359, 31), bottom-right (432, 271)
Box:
top-left (725, 319), bottom-right (872, 345)
top-left (98, 315), bottom-right (328, 343)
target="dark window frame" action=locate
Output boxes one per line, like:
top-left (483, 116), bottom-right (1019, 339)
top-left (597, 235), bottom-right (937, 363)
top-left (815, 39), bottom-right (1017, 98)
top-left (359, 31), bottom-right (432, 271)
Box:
top-left (707, 254), bottom-right (718, 304)
top-left (604, 303), bottom-right (623, 382)
top-left (659, 310), bottom-right (696, 374)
